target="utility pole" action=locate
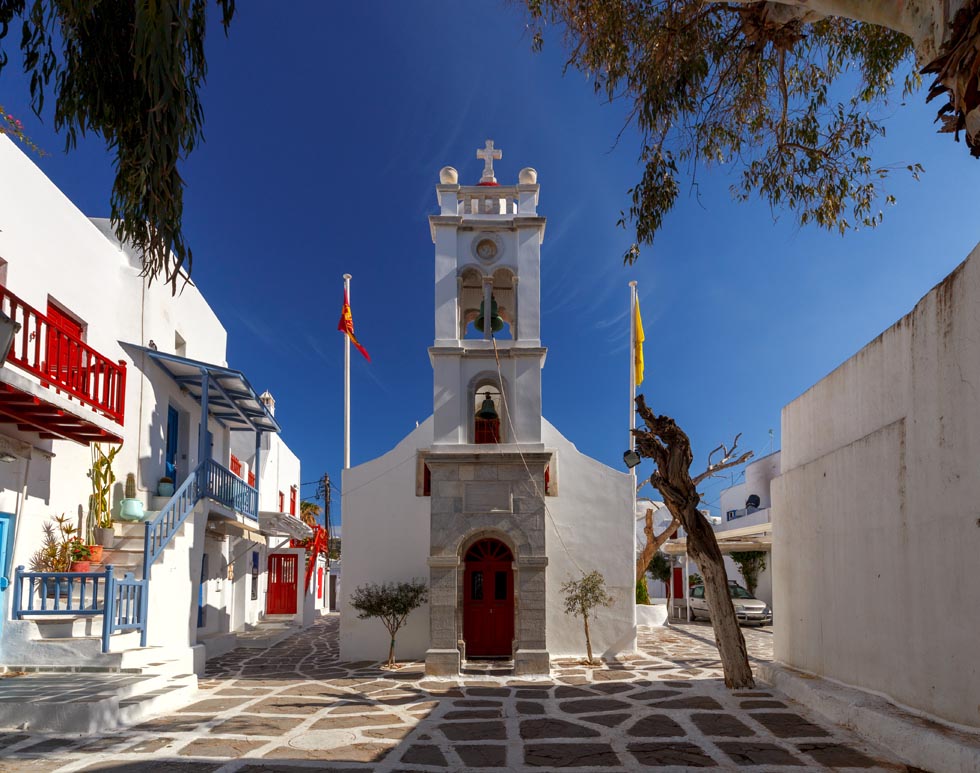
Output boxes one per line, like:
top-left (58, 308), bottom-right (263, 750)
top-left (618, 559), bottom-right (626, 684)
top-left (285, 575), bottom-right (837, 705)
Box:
top-left (316, 472), bottom-right (332, 565)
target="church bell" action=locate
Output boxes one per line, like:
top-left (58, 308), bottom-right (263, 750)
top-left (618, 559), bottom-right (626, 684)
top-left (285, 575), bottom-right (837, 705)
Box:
top-left (476, 391), bottom-right (499, 420)
top-left (475, 295), bottom-right (504, 333)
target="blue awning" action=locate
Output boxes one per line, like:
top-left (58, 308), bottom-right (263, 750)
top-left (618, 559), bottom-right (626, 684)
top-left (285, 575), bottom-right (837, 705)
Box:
top-left (122, 343), bottom-right (281, 434)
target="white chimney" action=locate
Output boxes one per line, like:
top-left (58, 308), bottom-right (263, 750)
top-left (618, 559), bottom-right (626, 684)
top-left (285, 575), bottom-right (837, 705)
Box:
top-left (259, 390), bottom-right (275, 417)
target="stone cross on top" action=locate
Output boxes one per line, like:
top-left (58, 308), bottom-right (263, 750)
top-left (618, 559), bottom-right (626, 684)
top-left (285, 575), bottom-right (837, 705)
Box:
top-left (477, 139), bottom-right (502, 184)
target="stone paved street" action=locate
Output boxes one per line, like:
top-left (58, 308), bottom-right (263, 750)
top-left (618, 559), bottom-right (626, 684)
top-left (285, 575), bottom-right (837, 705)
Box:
top-left (0, 615), bottom-right (913, 772)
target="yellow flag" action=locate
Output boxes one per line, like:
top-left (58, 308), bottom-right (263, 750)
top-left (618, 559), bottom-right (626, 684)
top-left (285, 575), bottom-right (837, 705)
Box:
top-left (634, 297), bottom-right (645, 386)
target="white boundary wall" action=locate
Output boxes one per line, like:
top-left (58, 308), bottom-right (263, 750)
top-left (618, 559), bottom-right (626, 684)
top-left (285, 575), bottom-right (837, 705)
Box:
top-left (772, 243), bottom-right (980, 729)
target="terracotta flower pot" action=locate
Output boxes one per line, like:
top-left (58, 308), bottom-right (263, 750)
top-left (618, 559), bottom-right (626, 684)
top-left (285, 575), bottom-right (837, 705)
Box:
top-left (88, 545), bottom-right (103, 563)
top-left (70, 560), bottom-right (91, 573)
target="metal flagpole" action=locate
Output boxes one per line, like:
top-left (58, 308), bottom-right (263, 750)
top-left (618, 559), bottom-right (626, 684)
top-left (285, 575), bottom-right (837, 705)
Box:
top-left (629, 280), bottom-right (639, 596)
top-left (629, 280), bottom-right (638, 469)
top-left (343, 273), bottom-right (351, 470)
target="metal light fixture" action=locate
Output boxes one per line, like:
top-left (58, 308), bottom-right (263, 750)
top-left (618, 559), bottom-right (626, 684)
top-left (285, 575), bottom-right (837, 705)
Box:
top-left (0, 451), bottom-right (16, 463)
top-left (623, 449), bottom-right (641, 469)
top-left (0, 309), bottom-right (21, 368)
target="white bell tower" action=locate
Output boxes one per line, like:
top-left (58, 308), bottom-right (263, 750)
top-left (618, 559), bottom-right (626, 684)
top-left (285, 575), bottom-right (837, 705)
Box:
top-left (428, 140), bottom-right (547, 450)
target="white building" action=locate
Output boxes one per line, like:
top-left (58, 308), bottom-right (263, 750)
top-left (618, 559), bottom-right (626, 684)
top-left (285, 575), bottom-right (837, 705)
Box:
top-left (340, 145), bottom-right (636, 674)
top-left (0, 135), bottom-right (313, 680)
top-left (715, 451), bottom-right (778, 606)
top-left (772, 242), bottom-right (980, 732)
top-left (654, 453), bottom-right (776, 618)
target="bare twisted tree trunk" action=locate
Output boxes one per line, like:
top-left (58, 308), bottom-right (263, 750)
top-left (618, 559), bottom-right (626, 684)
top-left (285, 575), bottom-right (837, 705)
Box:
top-left (636, 506), bottom-right (681, 583)
top-left (632, 395), bottom-right (755, 689)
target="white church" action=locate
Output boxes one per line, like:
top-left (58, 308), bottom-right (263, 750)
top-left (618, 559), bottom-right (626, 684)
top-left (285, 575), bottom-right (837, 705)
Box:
top-left (340, 143), bottom-right (636, 675)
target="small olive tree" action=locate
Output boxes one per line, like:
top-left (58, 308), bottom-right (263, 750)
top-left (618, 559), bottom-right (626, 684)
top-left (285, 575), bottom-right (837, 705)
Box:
top-left (562, 571), bottom-right (614, 665)
top-left (647, 551), bottom-right (672, 603)
top-left (635, 575), bottom-right (651, 605)
top-left (349, 579), bottom-right (428, 668)
top-left (730, 551), bottom-right (768, 597)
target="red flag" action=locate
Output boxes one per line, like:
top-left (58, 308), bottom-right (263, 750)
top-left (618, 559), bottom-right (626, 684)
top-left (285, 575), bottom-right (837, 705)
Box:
top-left (338, 289), bottom-right (371, 361)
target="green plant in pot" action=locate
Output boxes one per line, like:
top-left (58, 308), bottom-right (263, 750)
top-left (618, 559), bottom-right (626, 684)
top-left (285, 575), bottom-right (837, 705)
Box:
top-left (119, 472), bottom-right (145, 521)
top-left (84, 498), bottom-right (103, 563)
top-left (30, 515), bottom-right (74, 595)
top-left (157, 476), bottom-right (175, 497)
top-left (89, 444), bottom-right (120, 546)
top-left (68, 538), bottom-right (92, 572)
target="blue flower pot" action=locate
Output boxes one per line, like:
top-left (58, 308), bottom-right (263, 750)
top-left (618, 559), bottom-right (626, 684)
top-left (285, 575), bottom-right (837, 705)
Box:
top-left (157, 482), bottom-right (175, 497)
top-left (118, 498), bottom-right (145, 521)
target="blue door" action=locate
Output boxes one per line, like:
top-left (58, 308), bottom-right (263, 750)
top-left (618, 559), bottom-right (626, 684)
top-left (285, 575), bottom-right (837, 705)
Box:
top-left (165, 406), bottom-right (179, 481)
top-left (0, 513), bottom-right (13, 639)
top-left (197, 553), bottom-right (208, 629)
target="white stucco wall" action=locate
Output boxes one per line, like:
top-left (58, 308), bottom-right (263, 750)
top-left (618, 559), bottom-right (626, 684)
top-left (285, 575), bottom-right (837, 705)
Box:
top-left (230, 429), bottom-right (301, 515)
top-left (0, 136), bottom-right (300, 660)
top-left (339, 420), bottom-right (433, 662)
top-left (542, 419), bottom-right (636, 658)
top-left (772, 244), bottom-right (980, 729)
top-left (0, 137), bottom-right (227, 582)
top-left (340, 416), bottom-right (637, 663)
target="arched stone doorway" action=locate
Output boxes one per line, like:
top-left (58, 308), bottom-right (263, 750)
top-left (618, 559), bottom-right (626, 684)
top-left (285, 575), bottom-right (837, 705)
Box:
top-left (462, 538), bottom-right (514, 658)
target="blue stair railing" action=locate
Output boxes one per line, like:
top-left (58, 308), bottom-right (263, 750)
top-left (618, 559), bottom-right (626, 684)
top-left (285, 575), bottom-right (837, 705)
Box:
top-left (12, 565), bottom-right (113, 618)
top-left (11, 565), bottom-right (144, 652)
top-left (198, 458), bottom-right (258, 520)
top-left (12, 458), bottom-right (258, 652)
top-left (143, 464), bottom-right (202, 569)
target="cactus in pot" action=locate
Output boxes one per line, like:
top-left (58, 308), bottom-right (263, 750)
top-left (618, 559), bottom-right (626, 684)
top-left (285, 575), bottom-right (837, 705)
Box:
top-left (90, 444), bottom-right (119, 545)
top-left (119, 471), bottom-right (145, 521)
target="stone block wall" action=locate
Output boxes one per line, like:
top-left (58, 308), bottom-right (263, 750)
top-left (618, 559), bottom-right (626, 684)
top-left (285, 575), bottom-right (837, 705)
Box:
top-left (424, 451), bottom-right (551, 675)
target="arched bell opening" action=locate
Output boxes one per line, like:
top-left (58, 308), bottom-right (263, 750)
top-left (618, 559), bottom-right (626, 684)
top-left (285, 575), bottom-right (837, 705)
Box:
top-left (468, 372), bottom-right (508, 445)
top-left (473, 383), bottom-right (502, 444)
top-left (489, 267), bottom-right (515, 340)
top-left (458, 266), bottom-right (515, 339)
top-left (462, 537), bottom-right (515, 659)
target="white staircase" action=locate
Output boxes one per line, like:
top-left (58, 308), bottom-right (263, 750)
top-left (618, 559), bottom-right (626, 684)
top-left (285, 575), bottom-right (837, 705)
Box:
top-left (1, 496), bottom-right (205, 732)
top-left (0, 647), bottom-right (198, 733)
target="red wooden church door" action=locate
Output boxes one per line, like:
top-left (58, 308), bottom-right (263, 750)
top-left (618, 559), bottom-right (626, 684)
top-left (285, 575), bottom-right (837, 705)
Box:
top-left (463, 539), bottom-right (514, 658)
top-left (266, 554), bottom-right (298, 614)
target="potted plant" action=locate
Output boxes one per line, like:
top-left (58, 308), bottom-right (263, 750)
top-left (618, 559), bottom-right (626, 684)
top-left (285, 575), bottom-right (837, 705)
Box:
top-left (89, 444), bottom-right (120, 547)
top-left (157, 476), bottom-right (175, 497)
top-left (118, 472), bottom-right (145, 522)
top-left (68, 538), bottom-right (92, 572)
top-left (84, 502), bottom-right (103, 563)
top-left (29, 515), bottom-right (74, 596)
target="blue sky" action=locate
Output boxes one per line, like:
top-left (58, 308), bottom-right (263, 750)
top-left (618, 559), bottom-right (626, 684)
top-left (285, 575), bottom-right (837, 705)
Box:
top-left (3, 2), bottom-right (980, 525)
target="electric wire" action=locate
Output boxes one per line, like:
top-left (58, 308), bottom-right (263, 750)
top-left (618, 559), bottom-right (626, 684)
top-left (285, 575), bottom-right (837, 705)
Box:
top-left (490, 335), bottom-right (586, 576)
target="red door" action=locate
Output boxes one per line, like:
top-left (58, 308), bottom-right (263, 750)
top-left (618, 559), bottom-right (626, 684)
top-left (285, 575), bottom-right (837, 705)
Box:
top-left (672, 566), bottom-right (685, 599)
top-left (45, 303), bottom-right (84, 387)
top-left (463, 539), bottom-right (514, 658)
top-left (266, 554), bottom-right (298, 614)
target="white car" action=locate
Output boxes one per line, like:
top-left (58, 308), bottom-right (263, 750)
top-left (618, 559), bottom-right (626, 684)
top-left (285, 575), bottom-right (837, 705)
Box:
top-left (689, 582), bottom-right (772, 626)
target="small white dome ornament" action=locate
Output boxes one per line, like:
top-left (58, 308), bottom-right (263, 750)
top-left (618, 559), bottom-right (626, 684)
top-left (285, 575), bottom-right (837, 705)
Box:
top-left (519, 167), bottom-right (538, 185)
top-left (439, 166), bottom-right (459, 185)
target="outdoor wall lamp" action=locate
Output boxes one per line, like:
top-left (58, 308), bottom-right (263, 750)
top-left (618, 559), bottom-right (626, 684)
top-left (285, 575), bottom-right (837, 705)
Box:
top-left (623, 449), bottom-right (642, 469)
top-left (0, 309), bottom-right (21, 368)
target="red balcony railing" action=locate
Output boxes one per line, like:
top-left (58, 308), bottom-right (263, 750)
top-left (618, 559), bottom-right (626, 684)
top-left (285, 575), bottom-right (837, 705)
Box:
top-left (0, 285), bottom-right (126, 425)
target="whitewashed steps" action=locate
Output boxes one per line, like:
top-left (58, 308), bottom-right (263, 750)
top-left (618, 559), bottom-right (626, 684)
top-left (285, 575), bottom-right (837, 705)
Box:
top-left (0, 653), bottom-right (198, 733)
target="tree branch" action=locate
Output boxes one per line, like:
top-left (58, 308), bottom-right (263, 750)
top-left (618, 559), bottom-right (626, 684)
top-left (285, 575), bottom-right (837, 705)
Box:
top-left (693, 449), bottom-right (754, 486)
